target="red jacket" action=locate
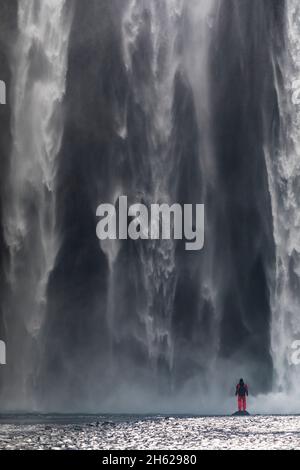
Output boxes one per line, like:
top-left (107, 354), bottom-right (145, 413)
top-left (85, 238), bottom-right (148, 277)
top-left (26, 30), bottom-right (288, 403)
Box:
top-left (235, 383), bottom-right (248, 397)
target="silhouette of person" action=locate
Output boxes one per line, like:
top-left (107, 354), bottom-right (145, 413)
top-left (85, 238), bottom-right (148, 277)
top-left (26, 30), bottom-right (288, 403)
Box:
top-left (235, 378), bottom-right (248, 412)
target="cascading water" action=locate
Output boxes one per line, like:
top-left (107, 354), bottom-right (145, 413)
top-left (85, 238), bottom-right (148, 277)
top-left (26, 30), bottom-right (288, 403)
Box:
top-left (265, 0), bottom-right (300, 394)
top-left (116, 0), bottom-right (218, 389)
top-left (1, 0), bottom-right (72, 407)
top-left (121, 0), bottom-right (184, 373)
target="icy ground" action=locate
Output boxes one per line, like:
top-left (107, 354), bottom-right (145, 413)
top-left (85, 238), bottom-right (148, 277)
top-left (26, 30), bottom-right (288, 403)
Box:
top-left (0, 414), bottom-right (300, 450)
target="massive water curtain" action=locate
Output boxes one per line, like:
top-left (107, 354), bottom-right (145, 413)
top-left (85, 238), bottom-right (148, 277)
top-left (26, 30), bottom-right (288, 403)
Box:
top-left (2, 0), bottom-right (72, 407)
top-left (0, 0), bottom-right (291, 413)
top-left (264, 0), bottom-right (300, 394)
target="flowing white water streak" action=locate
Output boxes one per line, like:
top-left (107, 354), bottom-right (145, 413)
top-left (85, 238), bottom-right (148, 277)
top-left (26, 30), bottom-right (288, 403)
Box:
top-left (184, 0), bottom-right (218, 378)
top-left (122, 0), bottom-right (184, 369)
top-left (265, 0), bottom-right (300, 391)
top-left (4, 1), bottom-right (72, 336)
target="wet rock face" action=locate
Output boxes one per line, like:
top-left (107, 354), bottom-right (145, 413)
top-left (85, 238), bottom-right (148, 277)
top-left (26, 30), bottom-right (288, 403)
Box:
top-left (232, 411), bottom-right (250, 417)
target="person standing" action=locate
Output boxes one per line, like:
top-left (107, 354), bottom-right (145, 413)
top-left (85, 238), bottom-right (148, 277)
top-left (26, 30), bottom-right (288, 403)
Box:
top-left (235, 378), bottom-right (248, 412)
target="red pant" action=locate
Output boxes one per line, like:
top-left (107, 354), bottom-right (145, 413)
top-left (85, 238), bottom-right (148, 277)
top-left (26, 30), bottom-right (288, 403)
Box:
top-left (238, 396), bottom-right (247, 411)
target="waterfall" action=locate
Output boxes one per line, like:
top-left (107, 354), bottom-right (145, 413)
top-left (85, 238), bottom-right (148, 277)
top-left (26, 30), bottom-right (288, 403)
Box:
top-left (264, 0), bottom-right (300, 392)
top-left (2, 0), bottom-right (72, 407)
top-left (1, 0), bottom-right (294, 413)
